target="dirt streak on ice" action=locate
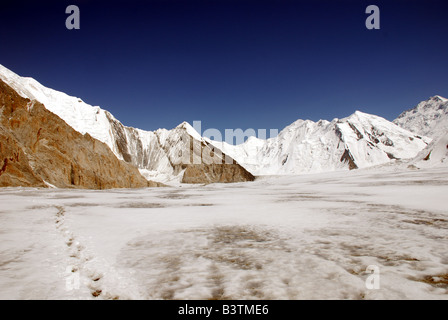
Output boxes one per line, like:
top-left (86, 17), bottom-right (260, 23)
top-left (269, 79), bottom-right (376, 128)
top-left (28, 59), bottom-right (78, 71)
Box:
top-left (0, 167), bottom-right (447, 299)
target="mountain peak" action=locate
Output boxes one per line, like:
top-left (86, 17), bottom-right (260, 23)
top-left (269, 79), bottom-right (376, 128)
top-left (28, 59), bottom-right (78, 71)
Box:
top-left (393, 95), bottom-right (448, 139)
top-left (432, 95), bottom-right (448, 102)
top-left (176, 121), bottom-right (191, 129)
top-left (175, 121), bottom-right (202, 140)
top-left (352, 110), bottom-right (369, 117)
top-left (345, 110), bottom-right (378, 121)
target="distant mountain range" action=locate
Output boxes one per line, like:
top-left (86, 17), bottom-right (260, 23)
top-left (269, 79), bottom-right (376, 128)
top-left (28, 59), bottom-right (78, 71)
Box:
top-left (210, 95), bottom-right (448, 175)
top-left (0, 64), bottom-right (446, 188)
top-left (210, 110), bottom-right (432, 175)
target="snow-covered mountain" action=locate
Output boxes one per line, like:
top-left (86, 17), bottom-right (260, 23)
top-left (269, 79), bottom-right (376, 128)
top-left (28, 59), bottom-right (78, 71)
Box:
top-left (0, 64), bottom-right (169, 179)
top-left (1, 63), bottom-right (442, 179)
top-left (392, 95), bottom-right (448, 170)
top-left (210, 111), bottom-right (430, 175)
top-left (0, 76), bottom-right (160, 189)
top-left (0, 64), bottom-right (253, 184)
top-left (393, 95), bottom-right (448, 139)
top-left (0, 64), bottom-right (120, 151)
top-left (409, 132), bottom-right (448, 168)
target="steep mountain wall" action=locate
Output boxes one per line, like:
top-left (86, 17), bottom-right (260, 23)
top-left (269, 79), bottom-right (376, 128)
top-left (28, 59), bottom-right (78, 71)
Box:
top-left (0, 64), bottom-right (254, 184)
top-left (1, 64), bottom-right (441, 181)
top-left (0, 79), bottom-right (162, 189)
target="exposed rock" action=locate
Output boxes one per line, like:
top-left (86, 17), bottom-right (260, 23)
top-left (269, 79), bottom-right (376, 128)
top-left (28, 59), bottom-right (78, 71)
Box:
top-left (0, 126), bottom-right (46, 187)
top-left (340, 149), bottom-right (358, 170)
top-left (153, 124), bottom-right (255, 184)
top-left (107, 118), bottom-right (256, 184)
top-left (182, 164), bottom-right (255, 184)
top-left (0, 62), bottom-right (254, 185)
top-left (175, 135), bottom-right (255, 184)
top-left (0, 79), bottom-right (162, 189)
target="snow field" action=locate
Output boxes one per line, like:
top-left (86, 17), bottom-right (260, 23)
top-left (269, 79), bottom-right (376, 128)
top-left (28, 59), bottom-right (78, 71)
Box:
top-left (0, 167), bottom-right (447, 299)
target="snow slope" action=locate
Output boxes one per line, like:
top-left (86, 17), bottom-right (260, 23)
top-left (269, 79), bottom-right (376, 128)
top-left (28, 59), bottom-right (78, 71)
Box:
top-left (409, 132), bottom-right (448, 168)
top-left (394, 95), bottom-right (448, 139)
top-left (0, 64), bottom-right (119, 152)
top-left (211, 111), bottom-right (430, 175)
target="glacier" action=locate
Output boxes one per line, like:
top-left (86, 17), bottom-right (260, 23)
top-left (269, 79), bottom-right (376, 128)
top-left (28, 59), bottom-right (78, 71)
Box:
top-left (1, 167), bottom-right (447, 299)
top-left (1, 64), bottom-right (448, 300)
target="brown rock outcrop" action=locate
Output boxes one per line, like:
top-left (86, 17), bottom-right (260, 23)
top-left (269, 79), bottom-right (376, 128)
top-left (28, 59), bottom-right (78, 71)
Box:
top-left (0, 127), bottom-right (46, 187)
top-left (102, 117), bottom-right (256, 184)
top-left (182, 163), bottom-right (255, 184)
top-left (167, 129), bottom-right (256, 184)
top-left (0, 79), bottom-right (162, 189)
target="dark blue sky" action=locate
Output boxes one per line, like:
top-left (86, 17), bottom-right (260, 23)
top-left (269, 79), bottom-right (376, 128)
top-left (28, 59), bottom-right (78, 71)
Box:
top-left (1, 0), bottom-right (447, 135)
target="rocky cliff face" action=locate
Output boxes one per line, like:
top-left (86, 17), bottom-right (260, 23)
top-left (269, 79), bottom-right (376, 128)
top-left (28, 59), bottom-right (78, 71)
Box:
top-left (0, 64), bottom-right (255, 184)
top-left (0, 126), bottom-right (46, 187)
top-left (113, 121), bottom-right (255, 183)
top-left (182, 164), bottom-right (255, 184)
top-left (156, 123), bottom-right (255, 183)
top-left (0, 79), bottom-right (162, 189)
top-left (98, 114), bottom-right (256, 183)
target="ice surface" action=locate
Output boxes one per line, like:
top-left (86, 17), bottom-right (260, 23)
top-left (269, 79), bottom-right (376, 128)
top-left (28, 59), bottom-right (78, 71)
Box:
top-left (1, 167), bottom-right (447, 300)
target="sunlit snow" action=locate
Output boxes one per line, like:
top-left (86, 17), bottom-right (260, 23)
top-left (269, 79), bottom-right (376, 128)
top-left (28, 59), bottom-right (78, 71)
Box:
top-left (1, 167), bottom-right (447, 300)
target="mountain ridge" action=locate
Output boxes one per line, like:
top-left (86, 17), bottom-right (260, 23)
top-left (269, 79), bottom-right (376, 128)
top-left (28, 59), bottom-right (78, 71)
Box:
top-left (1, 63), bottom-right (446, 182)
top-left (209, 109), bottom-right (431, 175)
top-left (0, 64), bottom-right (254, 185)
top-left (393, 95), bottom-right (448, 139)
top-left (0, 78), bottom-right (163, 189)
